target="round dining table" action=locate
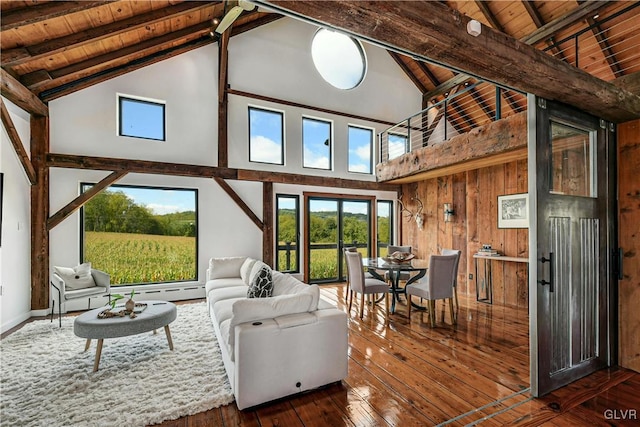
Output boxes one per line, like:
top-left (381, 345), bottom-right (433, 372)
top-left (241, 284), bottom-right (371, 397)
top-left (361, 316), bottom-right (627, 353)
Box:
top-left (362, 257), bottom-right (429, 313)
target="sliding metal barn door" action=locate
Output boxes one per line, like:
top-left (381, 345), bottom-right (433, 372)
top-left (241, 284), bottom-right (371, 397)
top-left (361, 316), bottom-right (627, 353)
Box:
top-left (529, 97), bottom-right (616, 396)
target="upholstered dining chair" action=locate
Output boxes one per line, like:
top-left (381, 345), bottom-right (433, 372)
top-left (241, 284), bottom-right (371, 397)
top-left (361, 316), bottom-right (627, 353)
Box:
top-left (405, 254), bottom-right (458, 327)
top-left (441, 248), bottom-right (461, 310)
top-left (385, 244), bottom-right (413, 285)
top-left (344, 250), bottom-right (390, 322)
top-left (51, 265), bottom-right (111, 327)
top-left (343, 247), bottom-right (373, 303)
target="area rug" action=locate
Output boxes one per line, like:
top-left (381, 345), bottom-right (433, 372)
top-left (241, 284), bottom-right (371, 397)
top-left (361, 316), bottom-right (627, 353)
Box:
top-left (0, 302), bottom-right (234, 427)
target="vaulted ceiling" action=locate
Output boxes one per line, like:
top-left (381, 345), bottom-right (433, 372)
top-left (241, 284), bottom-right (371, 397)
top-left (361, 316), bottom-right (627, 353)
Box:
top-left (1, 1), bottom-right (639, 123)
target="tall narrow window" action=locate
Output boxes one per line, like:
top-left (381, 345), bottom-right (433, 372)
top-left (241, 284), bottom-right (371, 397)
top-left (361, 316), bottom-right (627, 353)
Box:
top-left (276, 194), bottom-right (299, 273)
top-left (303, 117), bottom-right (332, 170)
top-left (249, 107), bottom-right (284, 165)
top-left (388, 133), bottom-right (408, 160)
top-left (377, 200), bottom-right (393, 256)
top-left (348, 125), bottom-right (373, 173)
top-left (118, 95), bottom-right (166, 141)
top-left (81, 184), bottom-right (197, 286)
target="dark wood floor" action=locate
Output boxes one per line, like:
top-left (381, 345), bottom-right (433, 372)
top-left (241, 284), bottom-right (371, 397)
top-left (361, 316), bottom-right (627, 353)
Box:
top-left (4, 285), bottom-right (637, 426)
top-left (152, 285), bottom-right (639, 426)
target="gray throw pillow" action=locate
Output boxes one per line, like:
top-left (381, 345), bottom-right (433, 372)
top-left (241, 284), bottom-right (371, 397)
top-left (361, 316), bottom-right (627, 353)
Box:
top-left (247, 266), bottom-right (273, 298)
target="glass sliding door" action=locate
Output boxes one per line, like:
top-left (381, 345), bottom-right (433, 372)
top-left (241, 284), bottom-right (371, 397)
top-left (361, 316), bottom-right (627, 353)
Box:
top-left (307, 197), bottom-right (371, 284)
top-left (377, 200), bottom-right (393, 257)
top-left (276, 194), bottom-right (299, 273)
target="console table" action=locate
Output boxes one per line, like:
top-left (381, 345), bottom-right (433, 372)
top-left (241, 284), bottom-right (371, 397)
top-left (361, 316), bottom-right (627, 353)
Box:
top-left (473, 254), bottom-right (528, 304)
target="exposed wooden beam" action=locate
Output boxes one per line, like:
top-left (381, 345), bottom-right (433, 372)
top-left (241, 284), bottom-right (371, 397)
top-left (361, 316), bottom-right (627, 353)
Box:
top-left (522, 1), bottom-right (611, 45)
top-left (376, 111), bottom-right (527, 183)
top-left (474, 1), bottom-right (505, 32)
top-left (0, 1), bottom-right (113, 31)
top-left (522, 1), bottom-right (545, 28)
top-left (26, 21), bottom-right (213, 92)
top-left (231, 13), bottom-right (283, 36)
top-left (468, 87), bottom-right (495, 119)
top-left (1, 2), bottom-right (216, 67)
top-left (415, 61), bottom-right (440, 88)
top-left (612, 71), bottom-right (640, 96)
top-left (0, 68), bottom-right (48, 117)
top-left (46, 153), bottom-right (400, 192)
top-left (263, 182), bottom-right (274, 267)
top-left (30, 115), bottom-right (49, 310)
top-left (423, 74), bottom-right (472, 100)
top-left (214, 177), bottom-right (263, 230)
top-left (388, 52), bottom-right (428, 93)
top-left (0, 98), bottom-right (37, 184)
top-left (237, 169), bottom-right (399, 191)
top-left (47, 171), bottom-right (127, 230)
top-left (39, 36), bottom-right (213, 102)
top-left (218, 29), bottom-right (231, 168)
top-left (261, 0), bottom-right (640, 122)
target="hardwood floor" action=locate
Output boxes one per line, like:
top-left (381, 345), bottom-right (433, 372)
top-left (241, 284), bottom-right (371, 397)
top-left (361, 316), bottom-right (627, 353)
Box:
top-left (151, 285), bottom-right (639, 426)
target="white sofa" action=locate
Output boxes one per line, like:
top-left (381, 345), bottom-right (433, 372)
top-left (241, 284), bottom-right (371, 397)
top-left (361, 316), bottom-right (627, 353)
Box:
top-left (205, 256), bottom-right (348, 410)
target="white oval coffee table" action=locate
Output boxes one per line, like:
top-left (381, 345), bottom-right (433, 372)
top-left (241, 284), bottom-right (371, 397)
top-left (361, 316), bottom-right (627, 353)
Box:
top-left (74, 300), bottom-right (177, 372)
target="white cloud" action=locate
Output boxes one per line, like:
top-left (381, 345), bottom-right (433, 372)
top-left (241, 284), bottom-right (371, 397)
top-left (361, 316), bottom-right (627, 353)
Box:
top-left (388, 140), bottom-right (406, 159)
top-left (146, 203), bottom-right (182, 215)
top-left (304, 147), bottom-right (330, 169)
top-left (251, 135), bottom-right (282, 164)
top-left (349, 163), bottom-right (369, 173)
top-left (354, 145), bottom-right (371, 161)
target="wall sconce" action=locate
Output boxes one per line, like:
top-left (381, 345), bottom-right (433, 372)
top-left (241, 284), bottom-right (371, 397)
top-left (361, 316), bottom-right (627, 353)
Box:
top-left (444, 203), bottom-right (454, 222)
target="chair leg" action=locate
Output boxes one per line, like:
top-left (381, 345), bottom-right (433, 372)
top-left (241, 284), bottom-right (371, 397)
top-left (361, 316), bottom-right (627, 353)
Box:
top-left (407, 294), bottom-right (411, 321)
top-left (385, 292), bottom-right (390, 323)
top-left (359, 293), bottom-right (365, 319)
top-left (50, 299), bottom-right (55, 323)
top-left (453, 284), bottom-right (459, 312)
top-left (348, 290), bottom-right (353, 313)
top-left (429, 300), bottom-right (436, 327)
top-left (58, 297), bottom-right (62, 328)
top-left (449, 298), bottom-right (456, 325)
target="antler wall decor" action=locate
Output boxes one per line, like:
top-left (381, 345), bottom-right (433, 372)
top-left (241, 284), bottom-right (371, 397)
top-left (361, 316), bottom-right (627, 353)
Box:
top-left (398, 192), bottom-right (425, 230)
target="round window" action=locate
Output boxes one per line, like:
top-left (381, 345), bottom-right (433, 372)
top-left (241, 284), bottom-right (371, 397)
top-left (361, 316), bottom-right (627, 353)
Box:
top-left (311, 29), bottom-right (366, 90)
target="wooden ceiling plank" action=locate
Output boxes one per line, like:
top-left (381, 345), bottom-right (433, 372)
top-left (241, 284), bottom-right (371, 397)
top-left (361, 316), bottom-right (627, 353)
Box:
top-left (1, 2), bottom-right (215, 67)
top-left (214, 177), bottom-right (263, 230)
top-left (0, 97), bottom-right (37, 184)
top-left (468, 86), bottom-right (495, 119)
top-left (260, 0), bottom-right (638, 122)
top-left (27, 21), bottom-right (213, 90)
top-left (39, 36), bottom-right (212, 102)
top-left (388, 52), bottom-right (428, 93)
top-left (522, 1), bottom-right (611, 45)
top-left (0, 67), bottom-right (48, 116)
top-left (585, 16), bottom-right (624, 78)
top-left (1, 1), bottom-right (115, 32)
top-left (474, 1), bottom-right (505, 32)
top-left (415, 61), bottom-right (440, 88)
top-left (47, 170), bottom-right (128, 230)
top-left (522, 1), bottom-right (545, 28)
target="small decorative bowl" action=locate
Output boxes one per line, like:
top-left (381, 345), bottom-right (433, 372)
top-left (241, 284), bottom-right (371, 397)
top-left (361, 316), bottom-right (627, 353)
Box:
top-left (384, 252), bottom-right (415, 264)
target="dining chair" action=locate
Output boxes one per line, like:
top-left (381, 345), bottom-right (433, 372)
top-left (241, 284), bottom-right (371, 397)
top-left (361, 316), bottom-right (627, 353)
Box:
top-left (441, 248), bottom-right (461, 310)
top-left (385, 245), bottom-right (413, 285)
top-left (344, 250), bottom-right (390, 322)
top-left (343, 247), bottom-right (373, 303)
top-left (405, 254), bottom-right (458, 327)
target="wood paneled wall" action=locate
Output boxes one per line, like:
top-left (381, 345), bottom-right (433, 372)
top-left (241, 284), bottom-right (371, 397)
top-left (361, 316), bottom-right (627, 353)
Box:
top-left (618, 119), bottom-right (640, 373)
top-left (400, 159), bottom-right (529, 308)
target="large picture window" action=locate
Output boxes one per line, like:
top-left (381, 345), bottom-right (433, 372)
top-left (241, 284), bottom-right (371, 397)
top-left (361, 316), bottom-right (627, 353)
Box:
top-left (376, 200), bottom-right (393, 256)
top-left (276, 194), bottom-right (299, 273)
top-left (249, 107), bottom-right (284, 165)
top-left (118, 95), bottom-right (166, 141)
top-left (80, 184), bottom-right (197, 286)
top-left (303, 117), bottom-right (332, 170)
top-left (348, 125), bottom-right (373, 174)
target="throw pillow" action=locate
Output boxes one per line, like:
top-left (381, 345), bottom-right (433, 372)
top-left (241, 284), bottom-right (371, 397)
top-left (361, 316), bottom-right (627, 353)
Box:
top-left (209, 257), bottom-right (247, 279)
top-left (53, 262), bottom-right (96, 291)
top-left (240, 258), bottom-right (258, 285)
top-left (247, 266), bottom-right (273, 298)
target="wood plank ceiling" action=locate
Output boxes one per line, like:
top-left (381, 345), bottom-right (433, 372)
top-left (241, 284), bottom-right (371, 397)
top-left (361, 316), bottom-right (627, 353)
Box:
top-left (1, 1), bottom-right (639, 125)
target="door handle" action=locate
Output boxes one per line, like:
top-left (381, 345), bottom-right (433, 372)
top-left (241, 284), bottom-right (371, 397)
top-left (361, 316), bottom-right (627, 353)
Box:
top-left (537, 252), bottom-right (554, 292)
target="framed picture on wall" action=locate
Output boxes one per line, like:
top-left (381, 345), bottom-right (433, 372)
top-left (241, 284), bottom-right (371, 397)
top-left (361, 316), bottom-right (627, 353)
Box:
top-left (498, 193), bottom-right (529, 229)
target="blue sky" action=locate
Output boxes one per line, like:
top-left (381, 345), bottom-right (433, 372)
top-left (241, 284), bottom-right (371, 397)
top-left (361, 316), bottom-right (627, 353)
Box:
top-left (120, 98), bottom-right (164, 140)
top-left (115, 186), bottom-right (195, 215)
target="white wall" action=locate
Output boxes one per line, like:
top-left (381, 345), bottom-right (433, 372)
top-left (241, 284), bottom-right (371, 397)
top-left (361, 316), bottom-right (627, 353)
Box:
top-left (228, 18), bottom-right (422, 176)
top-left (5, 17), bottom-right (419, 323)
top-left (1, 98), bottom-right (32, 333)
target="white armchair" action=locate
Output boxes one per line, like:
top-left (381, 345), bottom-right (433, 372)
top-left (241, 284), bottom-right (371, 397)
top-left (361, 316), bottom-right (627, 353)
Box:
top-left (51, 265), bottom-right (111, 327)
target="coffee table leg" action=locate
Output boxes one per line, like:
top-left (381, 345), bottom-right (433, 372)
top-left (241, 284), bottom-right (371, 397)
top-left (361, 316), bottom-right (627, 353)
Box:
top-left (164, 325), bottom-right (174, 350)
top-left (93, 339), bottom-right (104, 372)
top-left (84, 339), bottom-right (91, 352)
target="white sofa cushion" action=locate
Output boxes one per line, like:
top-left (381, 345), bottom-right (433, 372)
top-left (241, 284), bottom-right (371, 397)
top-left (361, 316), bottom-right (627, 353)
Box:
top-left (240, 258), bottom-right (258, 285)
top-left (205, 278), bottom-right (246, 296)
top-left (272, 271), bottom-right (320, 311)
top-left (209, 257), bottom-right (247, 279)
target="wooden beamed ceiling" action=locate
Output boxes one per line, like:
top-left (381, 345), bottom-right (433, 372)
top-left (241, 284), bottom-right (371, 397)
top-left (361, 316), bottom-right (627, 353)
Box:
top-left (1, 1), bottom-right (639, 121)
